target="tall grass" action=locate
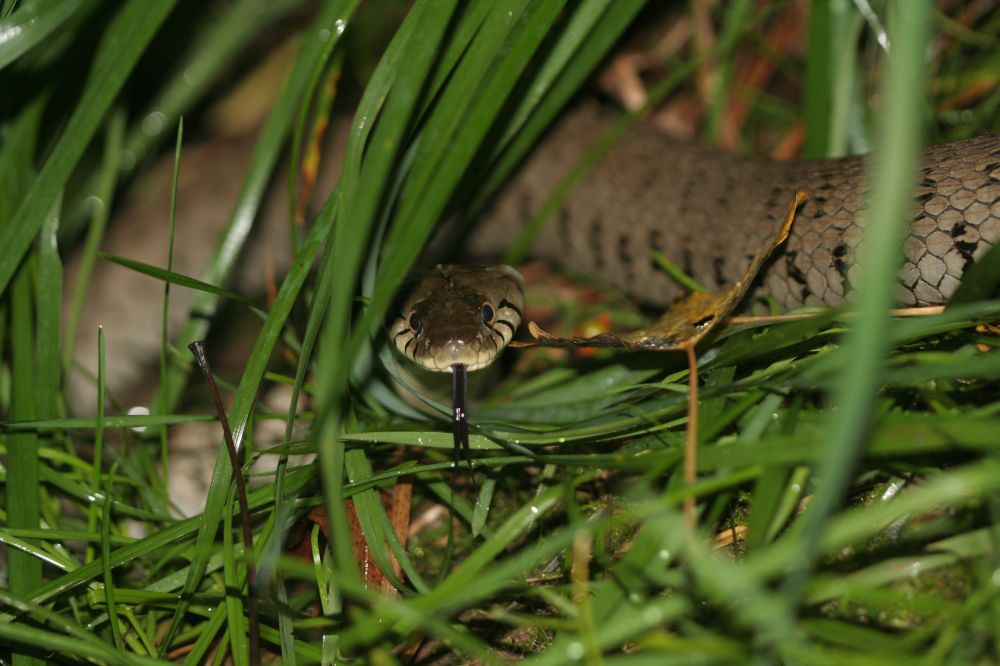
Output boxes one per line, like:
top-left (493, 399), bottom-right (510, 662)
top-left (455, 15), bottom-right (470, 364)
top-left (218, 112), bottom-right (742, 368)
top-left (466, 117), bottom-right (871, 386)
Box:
top-left (1, 1), bottom-right (999, 663)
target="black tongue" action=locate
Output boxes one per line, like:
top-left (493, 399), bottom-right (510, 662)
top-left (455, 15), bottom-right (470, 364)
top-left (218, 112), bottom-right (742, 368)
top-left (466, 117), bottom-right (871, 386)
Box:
top-left (451, 363), bottom-right (472, 471)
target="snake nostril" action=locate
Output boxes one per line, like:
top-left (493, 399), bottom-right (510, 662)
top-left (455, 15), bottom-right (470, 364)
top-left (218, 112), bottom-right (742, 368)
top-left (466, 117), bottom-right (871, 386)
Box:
top-left (481, 302), bottom-right (495, 325)
top-left (408, 312), bottom-right (422, 333)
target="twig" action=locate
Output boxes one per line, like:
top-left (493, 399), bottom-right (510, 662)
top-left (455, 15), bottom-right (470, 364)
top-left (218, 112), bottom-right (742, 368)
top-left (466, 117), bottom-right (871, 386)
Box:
top-left (188, 341), bottom-right (260, 666)
top-left (684, 341), bottom-right (699, 533)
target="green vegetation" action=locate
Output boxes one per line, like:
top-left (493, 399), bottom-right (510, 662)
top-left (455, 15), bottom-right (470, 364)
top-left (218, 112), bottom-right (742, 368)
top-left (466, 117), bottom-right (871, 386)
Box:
top-left (1, 0), bottom-right (999, 663)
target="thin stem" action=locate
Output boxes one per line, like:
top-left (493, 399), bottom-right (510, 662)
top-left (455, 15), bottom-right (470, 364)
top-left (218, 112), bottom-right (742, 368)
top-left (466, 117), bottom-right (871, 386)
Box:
top-left (188, 340), bottom-right (260, 666)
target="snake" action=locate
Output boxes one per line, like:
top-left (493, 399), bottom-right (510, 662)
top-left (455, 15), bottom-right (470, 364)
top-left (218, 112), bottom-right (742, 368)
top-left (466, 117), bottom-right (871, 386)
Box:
top-left (390, 265), bottom-right (525, 372)
top-left (393, 105), bottom-right (1000, 372)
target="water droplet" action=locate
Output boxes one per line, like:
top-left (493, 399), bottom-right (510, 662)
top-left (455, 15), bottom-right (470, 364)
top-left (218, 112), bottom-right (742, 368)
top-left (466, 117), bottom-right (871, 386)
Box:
top-left (128, 406), bottom-right (150, 433)
top-left (558, 437), bottom-right (566, 444)
top-left (643, 606), bottom-right (662, 623)
top-left (529, 505), bottom-right (539, 514)
top-left (120, 149), bottom-right (136, 171)
top-left (319, 28), bottom-right (331, 41)
top-left (84, 195), bottom-right (104, 216)
top-left (334, 18), bottom-right (346, 34)
top-left (566, 642), bottom-right (584, 660)
top-left (142, 111), bottom-right (166, 137)
top-left (658, 549), bottom-right (670, 560)
top-left (790, 483), bottom-right (801, 493)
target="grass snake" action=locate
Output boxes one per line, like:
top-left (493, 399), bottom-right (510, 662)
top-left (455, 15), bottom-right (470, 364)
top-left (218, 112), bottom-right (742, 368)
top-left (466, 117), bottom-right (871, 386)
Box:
top-left (394, 106), bottom-right (1000, 371)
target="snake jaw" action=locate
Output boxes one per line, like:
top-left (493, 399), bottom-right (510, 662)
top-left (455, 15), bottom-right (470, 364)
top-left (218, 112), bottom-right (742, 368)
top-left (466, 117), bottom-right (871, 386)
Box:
top-left (390, 265), bottom-right (524, 372)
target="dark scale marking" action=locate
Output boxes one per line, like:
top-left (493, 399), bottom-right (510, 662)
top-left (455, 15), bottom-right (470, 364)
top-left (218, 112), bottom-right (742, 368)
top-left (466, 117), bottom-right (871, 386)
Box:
top-left (832, 243), bottom-right (848, 258)
top-left (590, 218), bottom-right (606, 270)
top-left (393, 329), bottom-right (411, 342)
top-left (618, 232), bottom-right (636, 283)
top-left (499, 298), bottom-right (522, 317)
top-left (712, 257), bottom-right (727, 287)
top-left (917, 189), bottom-right (935, 204)
top-left (647, 229), bottom-right (663, 270)
top-left (681, 248), bottom-right (694, 278)
top-left (950, 222), bottom-right (968, 238)
top-left (557, 207), bottom-right (571, 238)
top-left (785, 251), bottom-right (808, 285)
top-left (955, 239), bottom-right (979, 259)
top-left (648, 228), bottom-right (662, 251)
top-left (494, 319), bottom-right (516, 336)
top-left (617, 233), bottom-right (630, 263)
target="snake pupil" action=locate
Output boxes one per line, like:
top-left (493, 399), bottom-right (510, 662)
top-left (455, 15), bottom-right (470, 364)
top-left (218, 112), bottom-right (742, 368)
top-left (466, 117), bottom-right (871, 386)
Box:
top-left (408, 312), bottom-right (422, 333)
top-left (481, 302), bottom-right (495, 324)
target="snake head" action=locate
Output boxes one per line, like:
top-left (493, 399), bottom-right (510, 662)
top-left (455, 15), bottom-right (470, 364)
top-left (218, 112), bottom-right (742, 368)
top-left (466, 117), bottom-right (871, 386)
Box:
top-left (390, 264), bottom-right (524, 372)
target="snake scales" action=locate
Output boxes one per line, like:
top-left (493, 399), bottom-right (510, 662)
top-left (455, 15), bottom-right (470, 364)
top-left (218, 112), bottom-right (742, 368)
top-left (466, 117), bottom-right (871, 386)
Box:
top-left (472, 105), bottom-right (1000, 310)
top-left (394, 105), bottom-right (1000, 370)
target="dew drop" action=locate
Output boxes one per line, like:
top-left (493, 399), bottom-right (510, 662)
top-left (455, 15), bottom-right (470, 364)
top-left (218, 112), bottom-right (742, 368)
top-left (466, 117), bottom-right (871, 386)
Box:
top-left (142, 111), bottom-right (166, 137)
top-left (120, 149), bottom-right (137, 171)
top-left (128, 406), bottom-right (150, 433)
top-left (84, 195), bottom-right (104, 216)
top-left (643, 606), bottom-right (662, 623)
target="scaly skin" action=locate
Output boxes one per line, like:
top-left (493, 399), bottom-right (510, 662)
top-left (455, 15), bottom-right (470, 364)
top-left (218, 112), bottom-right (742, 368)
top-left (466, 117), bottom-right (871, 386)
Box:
top-left (471, 105), bottom-right (1000, 309)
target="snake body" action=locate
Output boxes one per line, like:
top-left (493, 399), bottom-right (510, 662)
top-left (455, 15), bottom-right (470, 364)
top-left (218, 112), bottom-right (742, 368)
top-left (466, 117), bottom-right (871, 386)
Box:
top-left (397, 106), bottom-right (1000, 370)
top-left (471, 106), bottom-right (1000, 310)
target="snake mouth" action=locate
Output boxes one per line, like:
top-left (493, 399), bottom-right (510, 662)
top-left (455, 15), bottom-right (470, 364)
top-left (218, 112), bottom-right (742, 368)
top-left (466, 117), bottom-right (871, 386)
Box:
top-left (390, 265), bottom-right (524, 372)
top-left (410, 336), bottom-right (498, 372)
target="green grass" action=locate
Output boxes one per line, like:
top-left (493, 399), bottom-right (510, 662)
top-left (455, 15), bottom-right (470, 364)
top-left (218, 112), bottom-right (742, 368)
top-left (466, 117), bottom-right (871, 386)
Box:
top-left (2, 0), bottom-right (1000, 663)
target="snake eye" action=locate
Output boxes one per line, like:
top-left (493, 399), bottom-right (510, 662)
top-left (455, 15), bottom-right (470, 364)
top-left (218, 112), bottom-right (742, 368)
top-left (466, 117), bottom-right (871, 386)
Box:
top-left (408, 312), bottom-right (422, 333)
top-left (481, 302), bottom-right (495, 325)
